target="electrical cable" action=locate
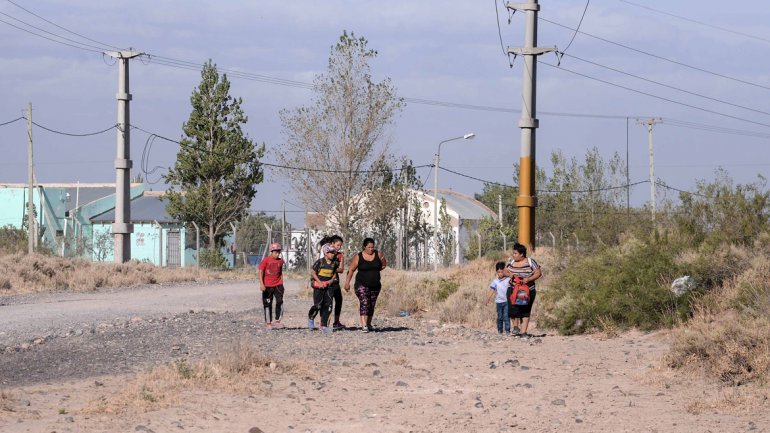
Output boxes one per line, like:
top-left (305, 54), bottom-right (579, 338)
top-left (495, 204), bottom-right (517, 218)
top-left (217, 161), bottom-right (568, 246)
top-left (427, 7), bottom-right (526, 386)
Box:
top-left (538, 60), bottom-right (770, 129)
top-left (539, 16), bottom-right (770, 92)
top-left (31, 121), bottom-right (117, 137)
top-left (558, 0), bottom-right (590, 56)
top-left (557, 51), bottom-right (770, 118)
top-left (618, 0), bottom-right (770, 45)
top-left (130, 125), bottom-right (433, 175)
top-left (0, 11), bottom-right (111, 52)
top-left (0, 117), bottom-right (24, 127)
top-left (0, 16), bottom-right (104, 53)
top-left (4, 0), bottom-right (123, 50)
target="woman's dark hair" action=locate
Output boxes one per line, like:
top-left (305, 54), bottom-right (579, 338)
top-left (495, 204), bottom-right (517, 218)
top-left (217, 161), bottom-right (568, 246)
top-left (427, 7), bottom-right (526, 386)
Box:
top-left (512, 243), bottom-right (527, 257)
top-left (495, 261), bottom-right (506, 271)
top-left (329, 235), bottom-right (343, 244)
top-left (362, 237), bottom-right (375, 248)
top-left (318, 235), bottom-right (332, 247)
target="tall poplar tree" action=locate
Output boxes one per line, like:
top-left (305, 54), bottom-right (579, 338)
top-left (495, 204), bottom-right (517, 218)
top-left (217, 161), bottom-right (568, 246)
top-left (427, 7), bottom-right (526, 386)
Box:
top-left (164, 60), bottom-right (265, 248)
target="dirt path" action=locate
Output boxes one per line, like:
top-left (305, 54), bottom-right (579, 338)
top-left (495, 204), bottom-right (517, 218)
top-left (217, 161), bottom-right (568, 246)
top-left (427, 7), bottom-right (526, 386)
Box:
top-left (0, 279), bottom-right (767, 432)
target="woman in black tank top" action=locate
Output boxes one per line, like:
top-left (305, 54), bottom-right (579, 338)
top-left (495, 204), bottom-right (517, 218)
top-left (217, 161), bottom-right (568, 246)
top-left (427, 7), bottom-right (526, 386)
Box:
top-left (344, 237), bottom-right (388, 332)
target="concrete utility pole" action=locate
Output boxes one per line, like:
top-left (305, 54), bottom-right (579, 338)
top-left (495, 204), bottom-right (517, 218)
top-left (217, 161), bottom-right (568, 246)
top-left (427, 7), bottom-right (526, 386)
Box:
top-left (105, 50), bottom-right (143, 263)
top-left (26, 102), bottom-right (34, 254)
top-left (507, 0), bottom-right (553, 252)
top-left (639, 118), bottom-right (662, 222)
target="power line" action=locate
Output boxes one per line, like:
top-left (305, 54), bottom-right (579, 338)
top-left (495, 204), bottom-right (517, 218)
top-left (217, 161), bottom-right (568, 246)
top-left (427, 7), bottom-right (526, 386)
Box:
top-left (31, 121), bottom-right (117, 137)
top-left (539, 60), bottom-right (770, 129)
top-left (539, 16), bottom-right (770, 92)
top-left (618, 0), bottom-right (770, 45)
top-left (3, 0), bottom-right (122, 50)
top-left (557, 51), bottom-right (770, 118)
top-left (131, 125), bottom-right (433, 175)
top-left (0, 117), bottom-right (24, 127)
top-left (0, 16), bottom-right (104, 54)
top-left (558, 0), bottom-right (590, 55)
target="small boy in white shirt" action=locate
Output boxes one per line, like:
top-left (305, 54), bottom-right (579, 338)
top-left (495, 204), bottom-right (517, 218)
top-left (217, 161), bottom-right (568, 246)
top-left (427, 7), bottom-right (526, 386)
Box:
top-left (485, 261), bottom-right (511, 334)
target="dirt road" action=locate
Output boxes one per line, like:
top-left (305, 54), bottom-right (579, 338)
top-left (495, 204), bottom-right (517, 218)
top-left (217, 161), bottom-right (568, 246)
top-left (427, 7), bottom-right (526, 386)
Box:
top-left (0, 279), bottom-right (767, 432)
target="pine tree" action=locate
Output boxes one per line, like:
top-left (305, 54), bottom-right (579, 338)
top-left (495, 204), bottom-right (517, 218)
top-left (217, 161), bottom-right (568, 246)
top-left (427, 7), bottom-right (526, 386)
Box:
top-left (164, 60), bottom-right (265, 248)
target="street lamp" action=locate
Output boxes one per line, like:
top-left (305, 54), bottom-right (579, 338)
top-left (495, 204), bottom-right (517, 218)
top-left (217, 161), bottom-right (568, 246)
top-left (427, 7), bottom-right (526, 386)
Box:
top-left (433, 132), bottom-right (475, 271)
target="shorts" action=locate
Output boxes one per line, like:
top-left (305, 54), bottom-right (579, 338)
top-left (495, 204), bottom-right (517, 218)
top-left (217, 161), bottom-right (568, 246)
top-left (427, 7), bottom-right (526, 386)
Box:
top-left (509, 289), bottom-right (536, 319)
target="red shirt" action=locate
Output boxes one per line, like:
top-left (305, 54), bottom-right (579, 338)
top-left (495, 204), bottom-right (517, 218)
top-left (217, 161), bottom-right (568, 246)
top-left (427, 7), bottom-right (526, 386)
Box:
top-left (258, 256), bottom-right (284, 287)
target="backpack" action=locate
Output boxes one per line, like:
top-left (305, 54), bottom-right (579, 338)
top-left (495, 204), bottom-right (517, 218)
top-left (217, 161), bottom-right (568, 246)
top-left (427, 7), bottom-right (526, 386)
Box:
top-left (509, 275), bottom-right (531, 306)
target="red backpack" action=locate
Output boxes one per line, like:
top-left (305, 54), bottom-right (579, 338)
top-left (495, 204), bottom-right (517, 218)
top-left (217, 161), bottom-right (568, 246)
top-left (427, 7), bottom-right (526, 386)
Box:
top-left (509, 275), bottom-right (531, 306)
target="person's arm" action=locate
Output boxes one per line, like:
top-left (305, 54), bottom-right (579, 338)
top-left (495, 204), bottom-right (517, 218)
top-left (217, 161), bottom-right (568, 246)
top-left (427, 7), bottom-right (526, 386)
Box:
top-left (336, 253), bottom-right (345, 275)
top-left (485, 287), bottom-right (496, 305)
top-left (257, 262), bottom-right (266, 292)
top-left (378, 251), bottom-right (387, 270)
top-left (524, 266), bottom-right (542, 284)
top-left (344, 254), bottom-right (359, 292)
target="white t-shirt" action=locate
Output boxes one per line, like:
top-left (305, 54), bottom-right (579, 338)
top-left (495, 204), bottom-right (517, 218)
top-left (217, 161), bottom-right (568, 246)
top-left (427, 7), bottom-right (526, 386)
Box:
top-left (489, 277), bottom-right (510, 304)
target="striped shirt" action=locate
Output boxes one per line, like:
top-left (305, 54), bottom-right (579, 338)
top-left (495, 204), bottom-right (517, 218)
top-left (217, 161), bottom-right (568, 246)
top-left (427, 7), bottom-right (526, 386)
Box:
top-left (506, 257), bottom-right (540, 289)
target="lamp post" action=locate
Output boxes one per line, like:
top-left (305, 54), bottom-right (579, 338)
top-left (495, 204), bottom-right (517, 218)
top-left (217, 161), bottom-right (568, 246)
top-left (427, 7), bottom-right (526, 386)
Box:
top-left (433, 132), bottom-right (475, 271)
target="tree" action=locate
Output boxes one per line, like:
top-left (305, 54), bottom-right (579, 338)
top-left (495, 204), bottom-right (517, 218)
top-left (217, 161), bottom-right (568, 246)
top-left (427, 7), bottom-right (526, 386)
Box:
top-left (237, 212), bottom-right (280, 254)
top-left (164, 60), bottom-right (265, 249)
top-left (277, 31), bottom-right (404, 245)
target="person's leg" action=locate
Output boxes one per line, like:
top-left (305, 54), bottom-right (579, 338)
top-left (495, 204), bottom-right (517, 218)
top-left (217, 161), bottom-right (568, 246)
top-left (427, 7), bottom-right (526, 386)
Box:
top-left (308, 289), bottom-right (323, 328)
top-left (354, 284), bottom-right (370, 330)
top-left (274, 284), bottom-right (285, 325)
top-left (332, 285), bottom-right (343, 325)
top-left (520, 290), bottom-right (536, 334)
top-left (366, 288), bottom-right (381, 328)
top-left (320, 289), bottom-right (334, 328)
top-left (496, 303), bottom-right (504, 333)
top-left (262, 287), bottom-right (274, 326)
top-left (502, 302), bottom-right (510, 333)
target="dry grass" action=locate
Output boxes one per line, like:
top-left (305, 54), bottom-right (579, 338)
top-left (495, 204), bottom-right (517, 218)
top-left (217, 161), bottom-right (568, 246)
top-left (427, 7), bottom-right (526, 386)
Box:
top-left (667, 254), bottom-right (770, 387)
top-left (0, 389), bottom-right (16, 417)
top-left (685, 386), bottom-right (769, 415)
top-left (0, 253), bottom-right (256, 295)
top-left (86, 342), bottom-right (308, 415)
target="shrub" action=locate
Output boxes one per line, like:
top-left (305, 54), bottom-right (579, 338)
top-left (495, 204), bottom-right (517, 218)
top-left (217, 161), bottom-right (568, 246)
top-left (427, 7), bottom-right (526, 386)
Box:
top-left (0, 225), bottom-right (27, 254)
top-left (538, 237), bottom-right (686, 334)
top-left (434, 278), bottom-right (459, 302)
top-left (199, 248), bottom-right (228, 270)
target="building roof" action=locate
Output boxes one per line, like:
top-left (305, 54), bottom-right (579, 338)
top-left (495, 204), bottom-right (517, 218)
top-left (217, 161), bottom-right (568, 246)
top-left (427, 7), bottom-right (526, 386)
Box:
top-left (426, 189), bottom-right (496, 220)
top-left (91, 193), bottom-right (179, 224)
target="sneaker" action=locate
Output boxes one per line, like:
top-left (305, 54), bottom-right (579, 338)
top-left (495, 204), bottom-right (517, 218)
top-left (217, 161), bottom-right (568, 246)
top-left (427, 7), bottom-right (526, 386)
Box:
top-left (366, 325), bottom-right (374, 333)
top-left (361, 326), bottom-right (369, 333)
top-left (321, 326), bottom-right (332, 334)
top-left (307, 319), bottom-right (316, 330)
top-left (520, 333), bottom-right (531, 340)
top-left (273, 320), bottom-right (283, 329)
top-left (512, 326), bottom-right (521, 335)
top-left (265, 323), bottom-right (273, 330)
top-left (333, 322), bottom-right (345, 330)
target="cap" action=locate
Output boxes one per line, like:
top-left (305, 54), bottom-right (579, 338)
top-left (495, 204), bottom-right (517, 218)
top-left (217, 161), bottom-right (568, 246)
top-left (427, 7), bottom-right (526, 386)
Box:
top-left (269, 242), bottom-right (282, 252)
top-left (322, 243), bottom-right (337, 254)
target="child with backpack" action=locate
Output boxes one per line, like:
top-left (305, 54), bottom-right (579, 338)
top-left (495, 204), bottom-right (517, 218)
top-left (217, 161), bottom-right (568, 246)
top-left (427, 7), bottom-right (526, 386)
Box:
top-left (308, 243), bottom-right (341, 333)
top-left (485, 261), bottom-right (511, 334)
top-left (506, 243), bottom-right (542, 338)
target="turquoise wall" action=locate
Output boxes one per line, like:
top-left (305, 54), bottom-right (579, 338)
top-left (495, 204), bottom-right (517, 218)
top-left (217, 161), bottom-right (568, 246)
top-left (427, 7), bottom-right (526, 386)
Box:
top-left (91, 223), bottom-right (187, 266)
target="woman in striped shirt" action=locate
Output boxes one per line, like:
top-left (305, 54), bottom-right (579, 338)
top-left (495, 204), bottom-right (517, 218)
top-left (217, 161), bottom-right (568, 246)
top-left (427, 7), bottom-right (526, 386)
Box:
top-left (506, 243), bottom-right (542, 338)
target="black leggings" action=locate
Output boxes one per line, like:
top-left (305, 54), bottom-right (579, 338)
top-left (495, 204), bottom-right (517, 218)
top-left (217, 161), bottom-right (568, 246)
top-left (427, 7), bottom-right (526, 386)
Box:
top-left (308, 288), bottom-right (333, 327)
top-left (331, 285), bottom-right (343, 319)
top-left (262, 284), bottom-right (285, 323)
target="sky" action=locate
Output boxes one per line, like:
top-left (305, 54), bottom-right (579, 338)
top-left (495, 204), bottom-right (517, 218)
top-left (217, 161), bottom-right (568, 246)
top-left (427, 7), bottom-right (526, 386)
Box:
top-left (1, 0), bottom-right (769, 226)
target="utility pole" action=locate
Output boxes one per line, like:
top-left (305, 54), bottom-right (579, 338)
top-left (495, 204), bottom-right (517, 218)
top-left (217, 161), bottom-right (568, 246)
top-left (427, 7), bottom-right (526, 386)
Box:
top-left (281, 199), bottom-right (286, 262)
top-left (639, 118), bottom-right (662, 222)
top-left (507, 0), bottom-right (553, 252)
top-left (26, 102), bottom-right (34, 254)
top-left (105, 50), bottom-right (143, 263)
top-left (626, 117), bottom-right (630, 215)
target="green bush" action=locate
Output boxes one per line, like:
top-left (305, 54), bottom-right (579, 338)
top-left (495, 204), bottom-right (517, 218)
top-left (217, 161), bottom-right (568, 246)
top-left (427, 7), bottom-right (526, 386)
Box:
top-left (199, 248), bottom-right (228, 270)
top-left (434, 278), bottom-right (459, 302)
top-left (539, 238), bottom-right (689, 334)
